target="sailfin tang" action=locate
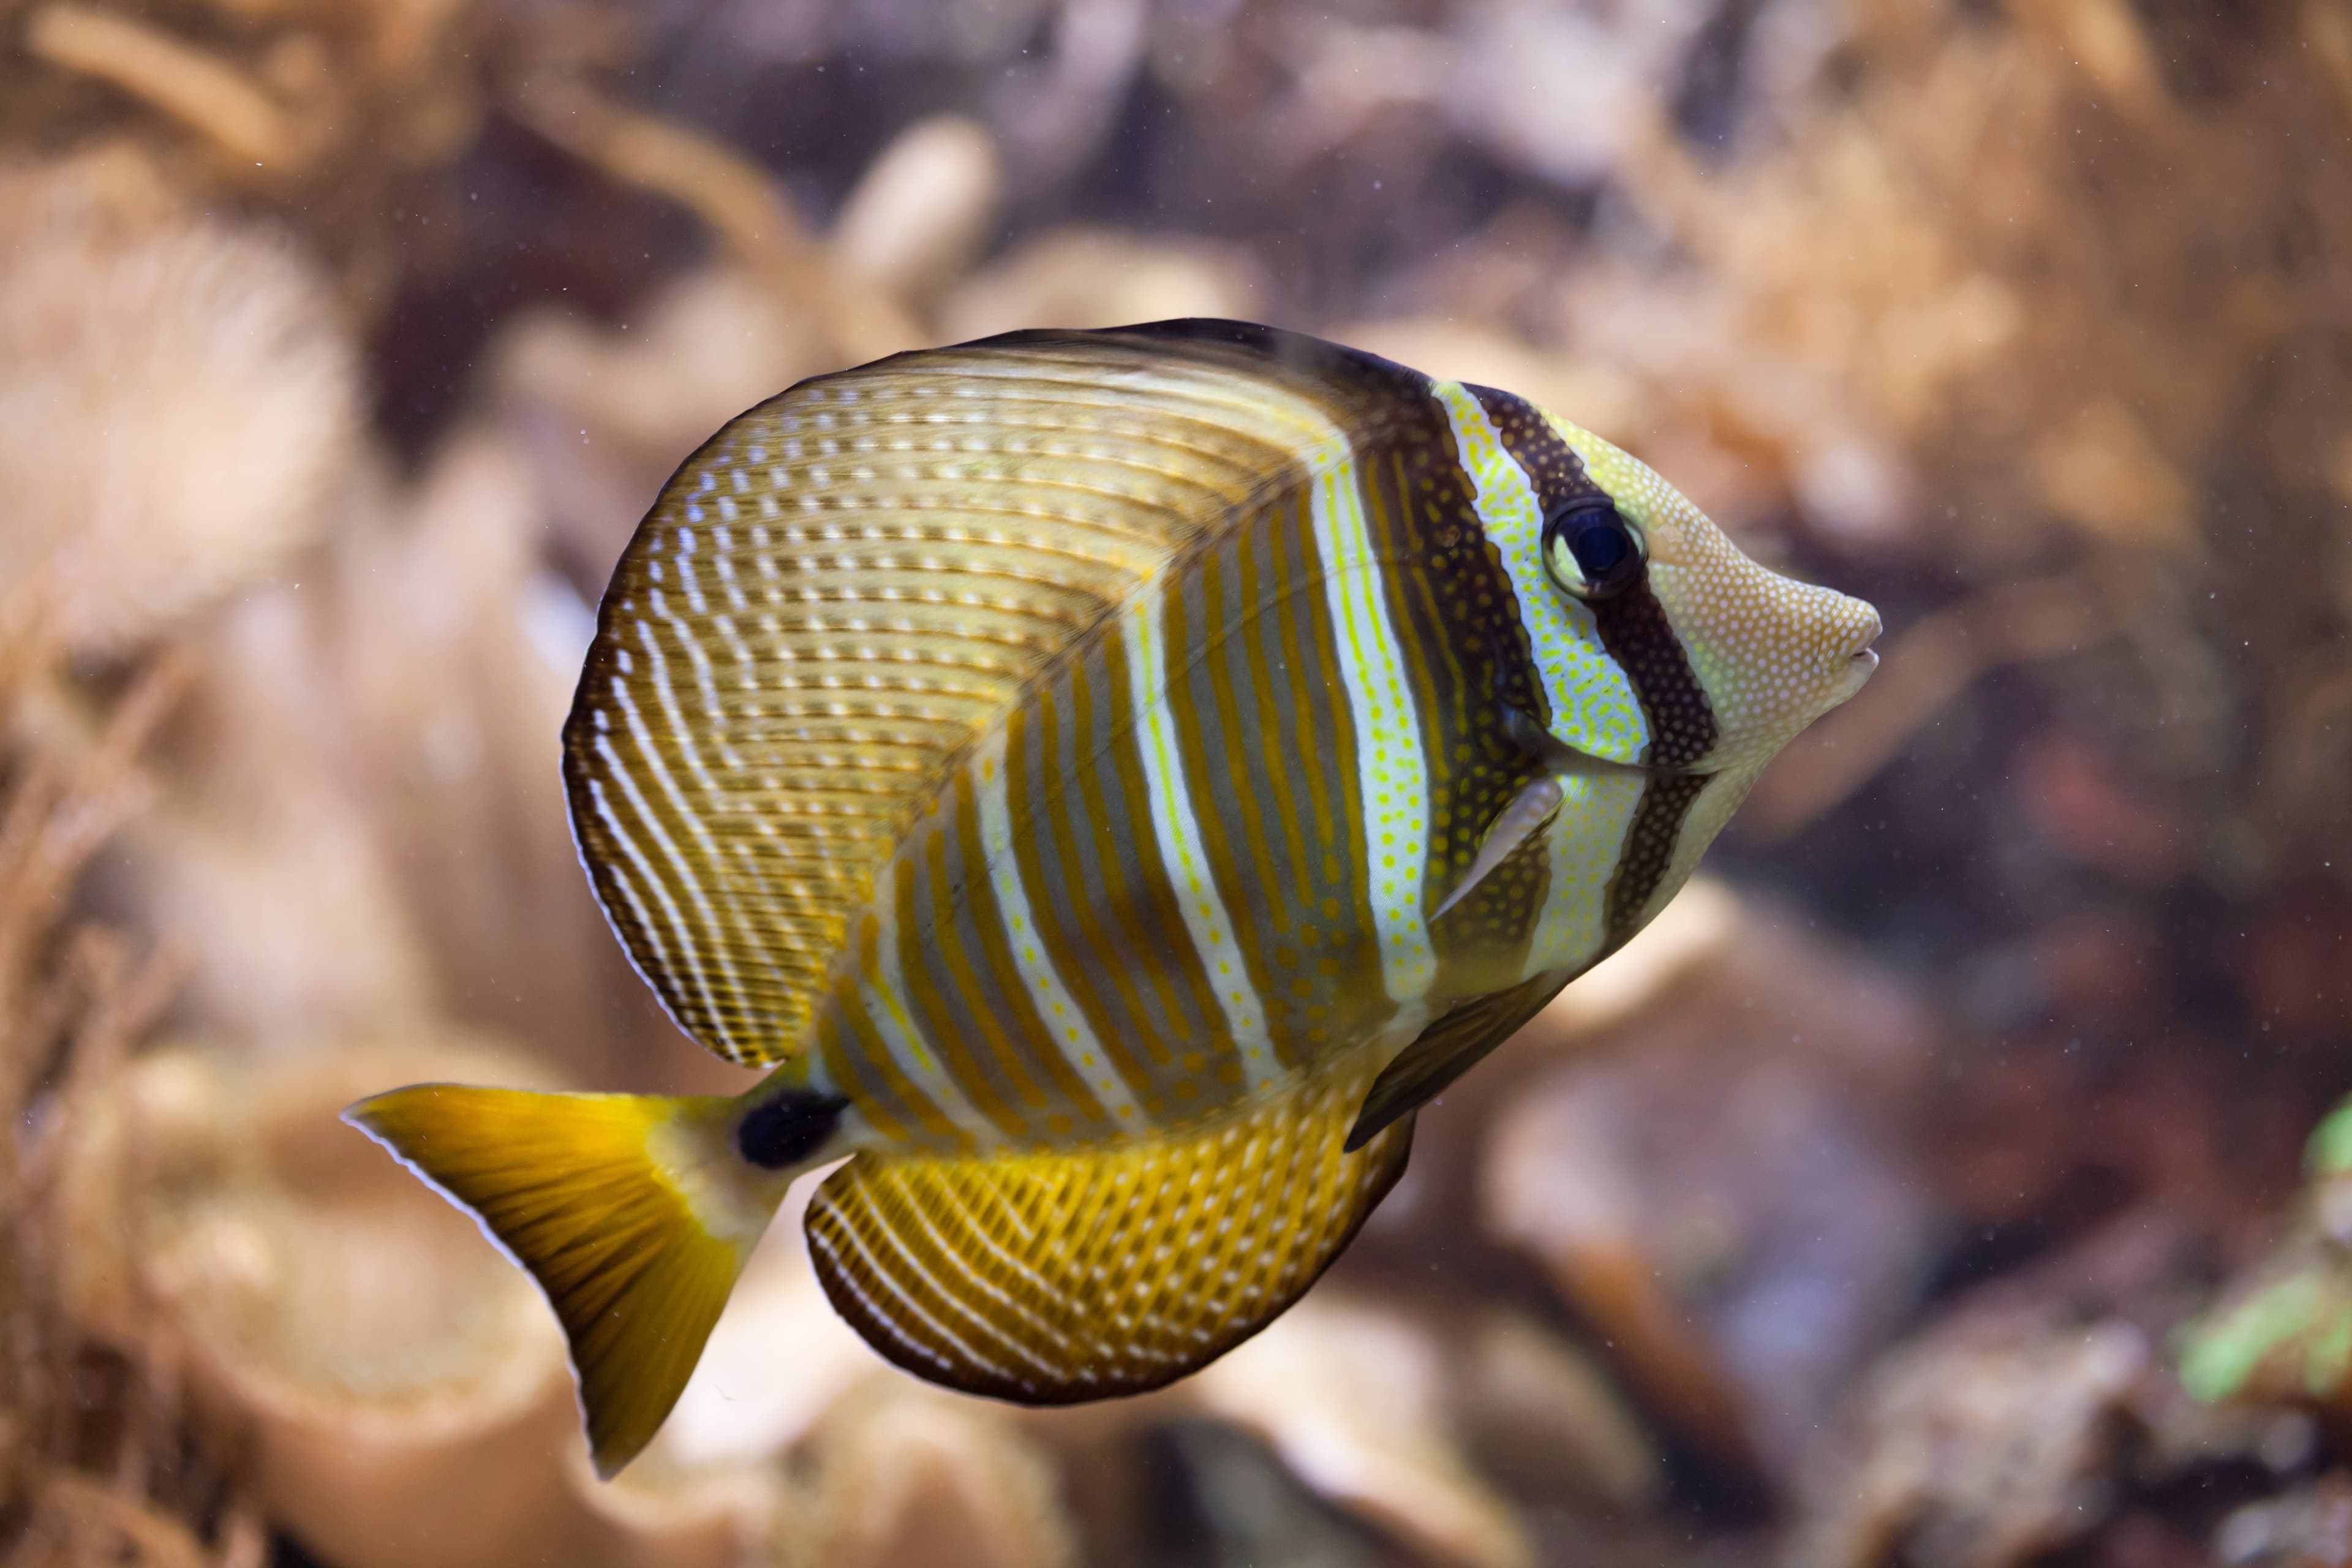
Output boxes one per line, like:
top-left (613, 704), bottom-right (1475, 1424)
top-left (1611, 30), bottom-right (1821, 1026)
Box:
top-left (804, 1067), bottom-right (1412, 1402)
top-left (1346, 970), bottom-right (1567, 1151)
top-left (344, 1084), bottom-right (797, 1476)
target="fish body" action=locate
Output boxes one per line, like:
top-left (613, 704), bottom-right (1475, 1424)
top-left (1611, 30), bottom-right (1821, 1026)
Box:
top-left (349, 321), bottom-right (1879, 1473)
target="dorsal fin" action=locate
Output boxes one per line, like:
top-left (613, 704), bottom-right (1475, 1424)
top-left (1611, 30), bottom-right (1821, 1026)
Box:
top-left (802, 1062), bottom-right (1413, 1401)
top-left (562, 322), bottom-right (1426, 1066)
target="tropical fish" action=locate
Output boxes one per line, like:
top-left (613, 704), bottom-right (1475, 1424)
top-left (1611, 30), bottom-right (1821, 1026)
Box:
top-left (347, 320), bottom-right (1880, 1475)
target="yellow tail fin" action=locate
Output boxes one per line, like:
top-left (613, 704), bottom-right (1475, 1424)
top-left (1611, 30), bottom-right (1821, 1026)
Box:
top-left (344, 1084), bottom-right (794, 1476)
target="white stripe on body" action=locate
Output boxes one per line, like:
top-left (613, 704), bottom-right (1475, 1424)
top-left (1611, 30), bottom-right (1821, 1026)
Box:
top-left (1305, 469), bottom-right (1438, 1006)
top-left (1523, 771), bottom-right (1645, 975)
top-left (862, 907), bottom-right (1002, 1144)
top-left (970, 726), bottom-right (1146, 1123)
top-left (1120, 577), bottom-right (1286, 1094)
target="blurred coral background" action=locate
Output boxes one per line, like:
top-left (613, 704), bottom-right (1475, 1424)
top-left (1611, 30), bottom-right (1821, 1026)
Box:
top-left (3, 1), bottom-right (2351, 1564)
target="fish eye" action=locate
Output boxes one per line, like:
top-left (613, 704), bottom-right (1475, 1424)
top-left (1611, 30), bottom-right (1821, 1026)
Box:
top-left (1540, 502), bottom-right (1646, 601)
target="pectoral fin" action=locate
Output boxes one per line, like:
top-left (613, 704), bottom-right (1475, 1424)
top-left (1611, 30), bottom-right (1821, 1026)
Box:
top-left (803, 1066), bottom-right (1412, 1403)
top-left (1432, 708), bottom-right (1659, 927)
top-left (1431, 771), bottom-right (1566, 923)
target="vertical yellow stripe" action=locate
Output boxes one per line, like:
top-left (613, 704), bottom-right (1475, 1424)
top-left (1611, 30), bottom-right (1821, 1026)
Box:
top-left (1070, 643), bottom-right (1194, 1066)
top-left (815, 986), bottom-right (914, 1145)
top-left (1176, 552), bottom-right (1308, 1081)
top-left (926, 797), bottom-right (1059, 1114)
top-left (1012, 686), bottom-right (1163, 1093)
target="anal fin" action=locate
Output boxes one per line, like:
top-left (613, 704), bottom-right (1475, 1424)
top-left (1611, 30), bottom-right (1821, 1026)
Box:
top-left (804, 1067), bottom-right (1412, 1403)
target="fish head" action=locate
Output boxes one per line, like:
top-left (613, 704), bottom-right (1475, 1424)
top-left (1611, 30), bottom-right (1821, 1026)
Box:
top-left (1521, 413), bottom-right (1881, 777)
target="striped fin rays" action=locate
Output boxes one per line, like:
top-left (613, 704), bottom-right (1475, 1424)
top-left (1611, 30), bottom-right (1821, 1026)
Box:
top-left (807, 1060), bottom-right (1412, 1401)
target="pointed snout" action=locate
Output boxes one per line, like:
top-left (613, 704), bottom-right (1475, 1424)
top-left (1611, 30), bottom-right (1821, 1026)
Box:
top-left (1819, 590), bottom-right (1882, 704)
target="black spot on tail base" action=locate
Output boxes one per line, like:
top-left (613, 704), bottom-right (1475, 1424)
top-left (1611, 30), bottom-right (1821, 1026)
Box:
top-left (737, 1088), bottom-right (848, 1169)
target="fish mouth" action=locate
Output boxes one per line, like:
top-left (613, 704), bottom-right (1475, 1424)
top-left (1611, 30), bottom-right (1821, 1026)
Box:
top-left (1836, 599), bottom-right (1883, 691)
top-left (1826, 642), bottom-right (1880, 709)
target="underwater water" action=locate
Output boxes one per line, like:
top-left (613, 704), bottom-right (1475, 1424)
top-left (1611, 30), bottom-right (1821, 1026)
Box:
top-left (2, 2), bottom-right (2348, 1565)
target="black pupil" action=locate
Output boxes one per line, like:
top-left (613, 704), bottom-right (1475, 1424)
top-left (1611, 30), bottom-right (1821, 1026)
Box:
top-left (1567, 511), bottom-right (1630, 579)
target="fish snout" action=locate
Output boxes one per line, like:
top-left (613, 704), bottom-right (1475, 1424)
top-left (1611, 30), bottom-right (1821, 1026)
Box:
top-left (1846, 596), bottom-right (1883, 661)
top-left (1823, 593), bottom-right (1883, 704)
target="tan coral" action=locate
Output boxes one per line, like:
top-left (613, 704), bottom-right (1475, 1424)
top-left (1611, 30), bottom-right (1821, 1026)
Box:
top-left (1456, 1307), bottom-right (1664, 1516)
top-left (494, 265), bottom-right (846, 584)
top-left (119, 786), bottom-right (437, 1055)
top-left (831, 115), bottom-right (1005, 309)
top-left (0, 159), bottom-right (360, 655)
top-left (56, 1033), bottom-right (828, 1567)
top-left (108, 560), bottom-right (440, 1051)
top-left (323, 431), bottom-right (662, 1080)
top-left (55, 1039), bottom-right (595, 1568)
top-left (551, 1213), bottom-right (871, 1568)
top-left (1790, 1305), bottom-right (2151, 1568)
top-left (1183, 1294), bottom-right (1536, 1568)
top-left (105, 426), bottom-right (674, 1077)
top-left (787, 1378), bottom-right (1079, 1568)
top-left (556, 1440), bottom-right (783, 1568)
top-left (1481, 896), bottom-right (1937, 1493)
